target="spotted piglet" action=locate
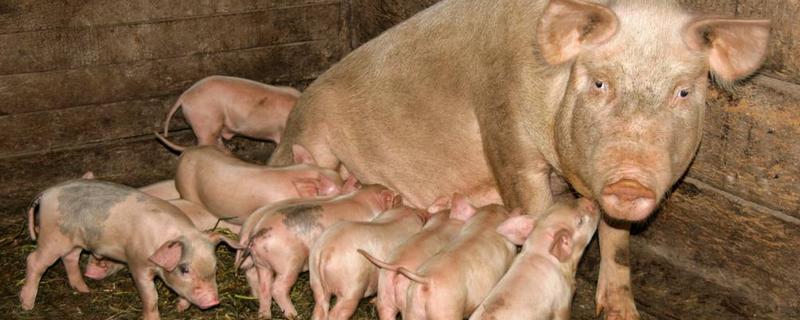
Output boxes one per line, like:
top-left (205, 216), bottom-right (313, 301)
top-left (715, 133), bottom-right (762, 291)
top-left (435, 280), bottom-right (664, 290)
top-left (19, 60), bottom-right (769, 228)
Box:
top-left (308, 205), bottom-right (428, 320)
top-left (236, 182), bottom-right (401, 319)
top-left (398, 204), bottom-right (519, 320)
top-left (358, 193), bottom-right (477, 320)
top-left (20, 179), bottom-right (240, 320)
top-left (470, 198), bottom-right (600, 320)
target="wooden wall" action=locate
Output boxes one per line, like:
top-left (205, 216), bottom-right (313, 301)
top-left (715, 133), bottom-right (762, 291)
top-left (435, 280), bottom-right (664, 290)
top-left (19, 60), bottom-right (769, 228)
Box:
top-left (349, 1), bottom-right (800, 319)
top-left (0, 0), bottom-right (351, 213)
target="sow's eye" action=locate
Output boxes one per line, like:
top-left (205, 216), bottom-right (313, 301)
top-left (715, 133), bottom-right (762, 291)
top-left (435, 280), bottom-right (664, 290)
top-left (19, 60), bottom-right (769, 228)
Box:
top-left (592, 80), bottom-right (608, 92)
top-left (677, 88), bottom-right (690, 98)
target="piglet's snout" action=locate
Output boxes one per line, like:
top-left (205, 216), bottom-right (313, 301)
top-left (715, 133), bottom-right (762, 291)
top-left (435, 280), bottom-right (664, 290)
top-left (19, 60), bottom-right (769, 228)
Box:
top-left (601, 179), bottom-right (656, 222)
top-left (193, 288), bottom-right (220, 309)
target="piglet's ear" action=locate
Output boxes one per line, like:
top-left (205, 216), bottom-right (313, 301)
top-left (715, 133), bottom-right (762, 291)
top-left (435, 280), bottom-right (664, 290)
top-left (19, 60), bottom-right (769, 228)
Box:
top-left (537, 0), bottom-right (619, 65)
top-left (496, 215), bottom-right (536, 245)
top-left (292, 144), bottom-right (317, 165)
top-left (341, 176), bottom-right (361, 194)
top-left (208, 232), bottom-right (244, 250)
top-left (149, 240), bottom-right (183, 272)
top-left (449, 193), bottom-right (476, 222)
top-left (683, 17), bottom-right (770, 83)
top-left (550, 229), bottom-right (574, 262)
top-left (426, 195), bottom-right (452, 214)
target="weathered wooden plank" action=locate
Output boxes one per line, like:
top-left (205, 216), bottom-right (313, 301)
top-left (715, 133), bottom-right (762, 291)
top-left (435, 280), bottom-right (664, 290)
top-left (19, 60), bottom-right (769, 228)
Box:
top-left (0, 0), bottom-right (338, 34)
top-left (350, 0), bottom-right (439, 48)
top-left (633, 179), bottom-right (800, 315)
top-left (0, 3), bottom-right (342, 75)
top-left (737, 1), bottom-right (800, 85)
top-left (0, 41), bottom-right (341, 116)
top-left (688, 81), bottom-right (800, 217)
top-left (0, 132), bottom-right (275, 213)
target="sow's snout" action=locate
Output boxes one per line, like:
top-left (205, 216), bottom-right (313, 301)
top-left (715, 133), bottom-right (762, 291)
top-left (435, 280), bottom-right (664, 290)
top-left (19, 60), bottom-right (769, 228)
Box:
top-left (600, 179), bottom-right (657, 222)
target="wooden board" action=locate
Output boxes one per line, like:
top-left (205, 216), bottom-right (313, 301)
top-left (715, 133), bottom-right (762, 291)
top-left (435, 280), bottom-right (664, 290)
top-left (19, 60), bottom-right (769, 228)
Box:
top-left (688, 81), bottom-right (800, 217)
top-left (0, 3), bottom-right (343, 75)
top-left (0, 40), bottom-right (340, 116)
top-left (0, 0), bottom-right (337, 34)
top-left (349, 0), bottom-right (439, 47)
top-left (0, 131), bottom-right (275, 213)
top-left (636, 178), bottom-right (800, 314)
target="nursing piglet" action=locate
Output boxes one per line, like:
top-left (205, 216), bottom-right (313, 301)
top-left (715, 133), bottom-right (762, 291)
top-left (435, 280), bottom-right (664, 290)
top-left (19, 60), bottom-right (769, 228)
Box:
top-left (359, 194), bottom-right (477, 320)
top-left (399, 204), bottom-right (519, 320)
top-left (157, 133), bottom-right (344, 224)
top-left (163, 75), bottom-right (301, 149)
top-left (470, 198), bottom-right (599, 320)
top-left (20, 179), bottom-right (240, 320)
top-left (237, 183), bottom-right (400, 319)
top-left (309, 205), bottom-right (428, 320)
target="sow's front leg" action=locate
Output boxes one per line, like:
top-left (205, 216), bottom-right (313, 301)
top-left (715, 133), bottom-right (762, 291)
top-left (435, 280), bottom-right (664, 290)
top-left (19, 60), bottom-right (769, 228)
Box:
top-left (476, 102), bottom-right (554, 216)
top-left (596, 220), bottom-right (640, 320)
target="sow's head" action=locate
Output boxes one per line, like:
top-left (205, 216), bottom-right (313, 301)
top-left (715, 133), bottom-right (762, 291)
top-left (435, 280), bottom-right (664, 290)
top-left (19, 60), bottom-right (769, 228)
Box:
top-left (538, 0), bottom-right (769, 221)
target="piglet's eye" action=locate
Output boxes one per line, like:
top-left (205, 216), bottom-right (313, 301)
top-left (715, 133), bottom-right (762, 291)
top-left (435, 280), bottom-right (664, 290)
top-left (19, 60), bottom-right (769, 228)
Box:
top-left (677, 89), bottom-right (690, 98)
top-left (178, 264), bottom-right (190, 275)
top-left (594, 81), bottom-right (606, 90)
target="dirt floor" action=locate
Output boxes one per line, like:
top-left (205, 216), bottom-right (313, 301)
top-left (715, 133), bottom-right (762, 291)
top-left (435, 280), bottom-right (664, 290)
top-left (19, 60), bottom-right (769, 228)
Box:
top-left (0, 210), bottom-right (665, 320)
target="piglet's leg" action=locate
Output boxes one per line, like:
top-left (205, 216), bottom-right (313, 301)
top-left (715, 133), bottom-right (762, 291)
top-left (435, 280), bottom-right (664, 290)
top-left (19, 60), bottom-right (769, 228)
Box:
top-left (596, 220), bottom-right (640, 320)
top-left (20, 248), bottom-right (62, 310)
top-left (271, 263), bottom-right (303, 319)
top-left (62, 248), bottom-right (90, 293)
top-left (176, 297), bottom-right (191, 312)
top-left (131, 269), bottom-right (161, 320)
top-left (255, 266), bottom-right (274, 319)
top-left (328, 294), bottom-right (362, 320)
top-left (309, 272), bottom-right (330, 320)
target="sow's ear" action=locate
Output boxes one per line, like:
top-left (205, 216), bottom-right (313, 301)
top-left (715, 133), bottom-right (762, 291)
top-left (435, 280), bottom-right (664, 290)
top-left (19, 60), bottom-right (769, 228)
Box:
top-left (149, 240), bottom-right (184, 272)
top-left (537, 0), bottom-right (619, 65)
top-left (496, 215), bottom-right (537, 246)
top-left (683, 17), bottom-right (770, 82)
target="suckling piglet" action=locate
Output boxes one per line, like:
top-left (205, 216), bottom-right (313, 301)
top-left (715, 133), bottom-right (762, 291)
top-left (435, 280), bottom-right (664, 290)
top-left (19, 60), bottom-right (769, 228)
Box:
top-left (309, 206), bottom-right (429, 320)
top-left (469, 198), bottom-right (599, 320)
top-left (237, 183), bottom-right (401, 319)
top-left (399, 204), bottom-right (519, 320)
top-left (358, 193), bottom-right (477, 320)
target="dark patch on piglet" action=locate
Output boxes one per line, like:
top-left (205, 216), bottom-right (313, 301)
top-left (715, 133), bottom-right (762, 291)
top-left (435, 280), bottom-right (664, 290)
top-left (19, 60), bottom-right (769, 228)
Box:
top-left (57, 180), bottom-right (134, 242)
top-left (282, 204), bottom-right (324, 234)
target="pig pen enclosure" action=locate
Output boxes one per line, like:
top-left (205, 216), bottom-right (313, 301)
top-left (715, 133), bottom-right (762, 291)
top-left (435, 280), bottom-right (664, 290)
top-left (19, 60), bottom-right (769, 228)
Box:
top-left (0, 1), bottom-right (798, 319)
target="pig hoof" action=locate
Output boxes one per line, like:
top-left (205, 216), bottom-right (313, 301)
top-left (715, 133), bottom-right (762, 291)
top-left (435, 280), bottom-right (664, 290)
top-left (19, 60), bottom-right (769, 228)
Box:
top-left (596, 287), bottom-right (640, 320)
top-left (176, 299), bottom-right (191, 312)
top-left (74, 284), bottom-right (90, 293)
top-left (257, 309), bottom-right (272, 319)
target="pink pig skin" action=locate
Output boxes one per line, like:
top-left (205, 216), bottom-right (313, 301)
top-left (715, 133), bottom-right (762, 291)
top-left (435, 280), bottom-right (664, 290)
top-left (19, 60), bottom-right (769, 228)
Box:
top-left (163, 75), bottom-right (301, 149)
top-left (21, 179), bottom-right (240, 320)
top-left (138, 179), bottom-right (180, 200)
top-left (470, 198), bottom-right (600, 320)
top-left (399, 204), bottom-right (518, 320)
top-left (237, 184), bottom-right (400, 319)
top-left (309, 206), bottom-right (428, 320)
top-left (359, 194), bottom-right (478, 320)
top-left (156, 133), bottom-right (344, 225)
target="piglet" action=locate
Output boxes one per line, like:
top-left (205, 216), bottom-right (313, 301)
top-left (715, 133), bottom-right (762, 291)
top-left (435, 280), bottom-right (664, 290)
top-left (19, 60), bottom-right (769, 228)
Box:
top-left (399, 204), bottom-right (519, 320)
top-left (138, 179), bottom-right (180, 200)
top-left (358, 193), bottom-right (477, 320)
top-left (237, 183), bottom-right (401, 319)
top-left (21, 179), bottom-right (240, 320)
top-left (156, 133), bottom-right (344, 224)
top-left (309, 205), bottom-right (428, 320)
top-left (163, 75), bottom-right (301, 149)
top-left (84, 198), bottom-right (240, 281)
top-left (470, 198), bottom-right (599, 320)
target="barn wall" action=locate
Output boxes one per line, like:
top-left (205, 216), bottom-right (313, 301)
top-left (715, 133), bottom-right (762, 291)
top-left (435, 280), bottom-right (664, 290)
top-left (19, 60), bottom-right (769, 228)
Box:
top-left (0, 1), bottom-right (351, 212)
top-left (350, 0), bottom-right (800, 318)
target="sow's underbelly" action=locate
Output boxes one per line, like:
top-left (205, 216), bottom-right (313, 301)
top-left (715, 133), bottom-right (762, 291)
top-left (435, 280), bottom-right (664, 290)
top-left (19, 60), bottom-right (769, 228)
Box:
top-left (330, 124), bottom-right (501, 209)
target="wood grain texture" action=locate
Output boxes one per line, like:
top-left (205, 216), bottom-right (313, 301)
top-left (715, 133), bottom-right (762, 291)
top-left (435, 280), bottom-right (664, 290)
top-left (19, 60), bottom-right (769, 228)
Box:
top-left (688, 81), bottom-right (800, 217)
top-left (0, 0), bottom-right (337, 34)
top-left (737, 0), bottom-right (800, 84)
top-left (349, 0), bottom-right (439, 48)
top-left (0, 132), bottom-right (275, 214)
top-left (0, 40), bottom-right (340, 116)
top-left (637, 179), bottom-right (800, 315)
top-left (0, 3), bottom-right (343, 75)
